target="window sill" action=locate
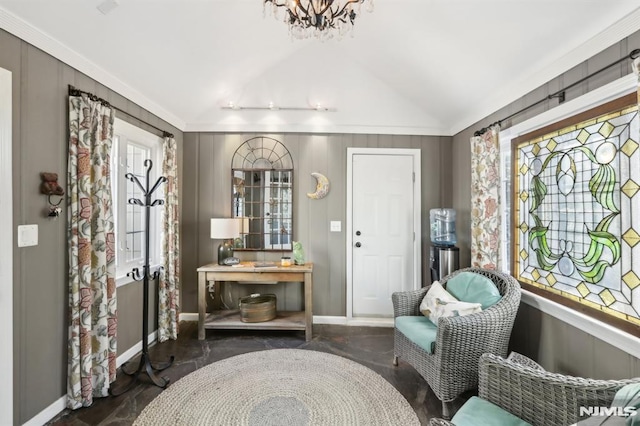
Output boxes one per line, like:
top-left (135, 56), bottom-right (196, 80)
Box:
top-left (521, 290), bottom-right (640, 359)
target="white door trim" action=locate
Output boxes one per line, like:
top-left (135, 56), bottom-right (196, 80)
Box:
top-left (346, 148), bottom-right (421, 320)
top-left (0, 67), bottom-right (13, 424)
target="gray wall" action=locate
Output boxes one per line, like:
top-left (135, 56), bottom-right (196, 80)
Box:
top-left (451, 31), bottom-right (640, 378)
top-left (510, 303), bottom-right (640, 379)
top-left (0, 29), bottom-right (183, 424)
top-left (182, 133), bottom-right (453, 315)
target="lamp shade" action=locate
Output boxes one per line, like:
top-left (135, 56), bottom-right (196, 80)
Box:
top-left (210, 218), bottom-right (241, 239)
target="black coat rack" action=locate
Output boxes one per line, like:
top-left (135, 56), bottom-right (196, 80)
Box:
top-left (110, 159), bottom-right (174, 396)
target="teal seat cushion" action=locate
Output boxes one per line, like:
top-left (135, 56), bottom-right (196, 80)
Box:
top-left (395, 316), bottom-right (437, 354)
top-left (610, 383), bottom-right (640, 425)
top-left (451, 396), bottom-right (532, 426)
top-left (446, 271), bottom-right (502, 309)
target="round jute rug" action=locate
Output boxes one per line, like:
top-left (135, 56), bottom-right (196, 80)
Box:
top-left (134, 348), bottom-right (419, 426)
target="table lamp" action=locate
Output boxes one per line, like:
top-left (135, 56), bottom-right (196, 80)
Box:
top-left (210, 218), bottom-right (241, 265)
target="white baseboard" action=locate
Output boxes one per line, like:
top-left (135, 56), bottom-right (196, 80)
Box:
top-left (312, 315), bottom-right (347, 325)
top-left (179, 312), bottom-right (198, 322)
top-left (179, 313), bottom-right (393, 328)
top-left (314, 315), bottom-right (394, 327)
top-left (22, 395), bottom-right (66, 426)
top-left (22, 330), bottom-right (158, 426)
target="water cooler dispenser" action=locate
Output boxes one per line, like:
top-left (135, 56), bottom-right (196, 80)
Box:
top-left (429, 208), bottom-right (460, 282)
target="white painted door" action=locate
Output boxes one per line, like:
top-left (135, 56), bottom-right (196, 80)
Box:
top-left (350, 151), bottom-right (419, 317)
top-left (0, 68), bottom-right (13, 424)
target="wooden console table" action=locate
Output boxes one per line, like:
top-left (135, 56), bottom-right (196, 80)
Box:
top-left (197, 262), bottom-right (313, 341)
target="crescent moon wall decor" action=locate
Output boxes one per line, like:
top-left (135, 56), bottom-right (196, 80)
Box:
top-left (307, 172), bottom-right (330, 199)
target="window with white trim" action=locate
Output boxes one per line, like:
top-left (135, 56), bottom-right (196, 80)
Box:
top-left (112, 118), bottom-right (163, 285)
top-left (499, 76), bottom-right (640, 339)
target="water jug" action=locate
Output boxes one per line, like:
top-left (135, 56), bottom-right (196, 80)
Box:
top-left (430, 208), bottom-right (456, 246)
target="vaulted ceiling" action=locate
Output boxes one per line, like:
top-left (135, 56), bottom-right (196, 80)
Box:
top-left (1, 1), bottom-right (639, 135)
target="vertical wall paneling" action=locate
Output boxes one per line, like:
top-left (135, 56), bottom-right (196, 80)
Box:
top-left (23, 45), bottom-right (64, 415)
top-left (326, 135), bottom-right (347, 313)
top-left (183, 132), bottom-right (446, 318)
top-left (196, 134), bottom-right (216, 311)
top-left (562, 322), bottom-right (595, 378)
top-left (1, 29), bottom-right (184, 424)
top-left (452, 31), bottom-right (640, 379)
top-left (181, 133), bottom-right (199, 313)
top-left (306, 134), bottom-right (329, 313)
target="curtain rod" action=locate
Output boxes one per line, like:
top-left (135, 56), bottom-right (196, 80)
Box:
top-left (473, 48), bottom-right (640, 137)
top-left (68, 85), bottom-right (175, 139)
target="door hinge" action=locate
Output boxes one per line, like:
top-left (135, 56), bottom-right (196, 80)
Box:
top-left (412, 172), bottom-right (415, 182)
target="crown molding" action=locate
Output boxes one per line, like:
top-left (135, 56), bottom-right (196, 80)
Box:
top-left (450, 6), bottom-right (640, 136)
top-left (184, 121), bottom-right (448, 136)
top-left (0, 7), bottom-right (186, 131)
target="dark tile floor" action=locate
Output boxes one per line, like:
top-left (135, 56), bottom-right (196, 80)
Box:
top-left (49, 322), bottom-right (469, 425)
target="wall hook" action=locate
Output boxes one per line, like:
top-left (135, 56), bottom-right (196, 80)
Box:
top-left (41, 172), bottom-right (65, 218)
top-left (47, 194), bottom-right (63, 218)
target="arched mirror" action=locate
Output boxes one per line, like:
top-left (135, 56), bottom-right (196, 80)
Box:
top-left (231, 137), bottom-right (293, 251)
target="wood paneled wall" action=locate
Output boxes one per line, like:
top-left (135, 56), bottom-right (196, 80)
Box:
top-left (181, 133), bottom-right (452, 315)
top-left (451, 31), bottom-right (640, 378)
top-left (0, 29), bottom-right (183, 424)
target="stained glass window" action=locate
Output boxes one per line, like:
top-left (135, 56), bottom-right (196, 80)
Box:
top-left (514, 101), bottom-right (640, 330)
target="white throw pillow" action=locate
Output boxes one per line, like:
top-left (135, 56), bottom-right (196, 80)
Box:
top-left (420, 281), bottom-right (482, 324)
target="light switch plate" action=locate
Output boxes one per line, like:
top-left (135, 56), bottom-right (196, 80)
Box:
top-left (330, 221), bottom-right (341, 232)
top-left (17, 224), bottom-right (38, 247)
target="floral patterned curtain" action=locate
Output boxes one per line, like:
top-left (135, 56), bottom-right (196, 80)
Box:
top-left (470, 125), bottom-right (501, 269)
top-left (67, 93), bottom-right (117, 409)
top-left (158, 136), bottom-right (180, 341)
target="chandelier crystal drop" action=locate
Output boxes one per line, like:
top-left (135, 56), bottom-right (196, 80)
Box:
top-left (264, 0), bottom-right (374, 40)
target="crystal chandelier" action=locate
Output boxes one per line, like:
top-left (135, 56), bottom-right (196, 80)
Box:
top-left (264, 0), bottom-right (374, 40)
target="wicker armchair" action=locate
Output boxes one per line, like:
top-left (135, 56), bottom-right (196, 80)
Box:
top-left (429, 352), bottom-right (640, 426)
top-left (392, 267), bottom-right (521, 418)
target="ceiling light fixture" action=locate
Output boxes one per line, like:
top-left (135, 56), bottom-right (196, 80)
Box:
top-left (222, 104), bottom-right (333, 112)
top-left (264, 0), bottom-right (374, 40)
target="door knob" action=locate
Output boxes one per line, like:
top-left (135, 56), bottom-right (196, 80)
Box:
top-left (356, 231), bottom-right (361, 236)
top-left (355, 242), bottom-right (361, 248)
